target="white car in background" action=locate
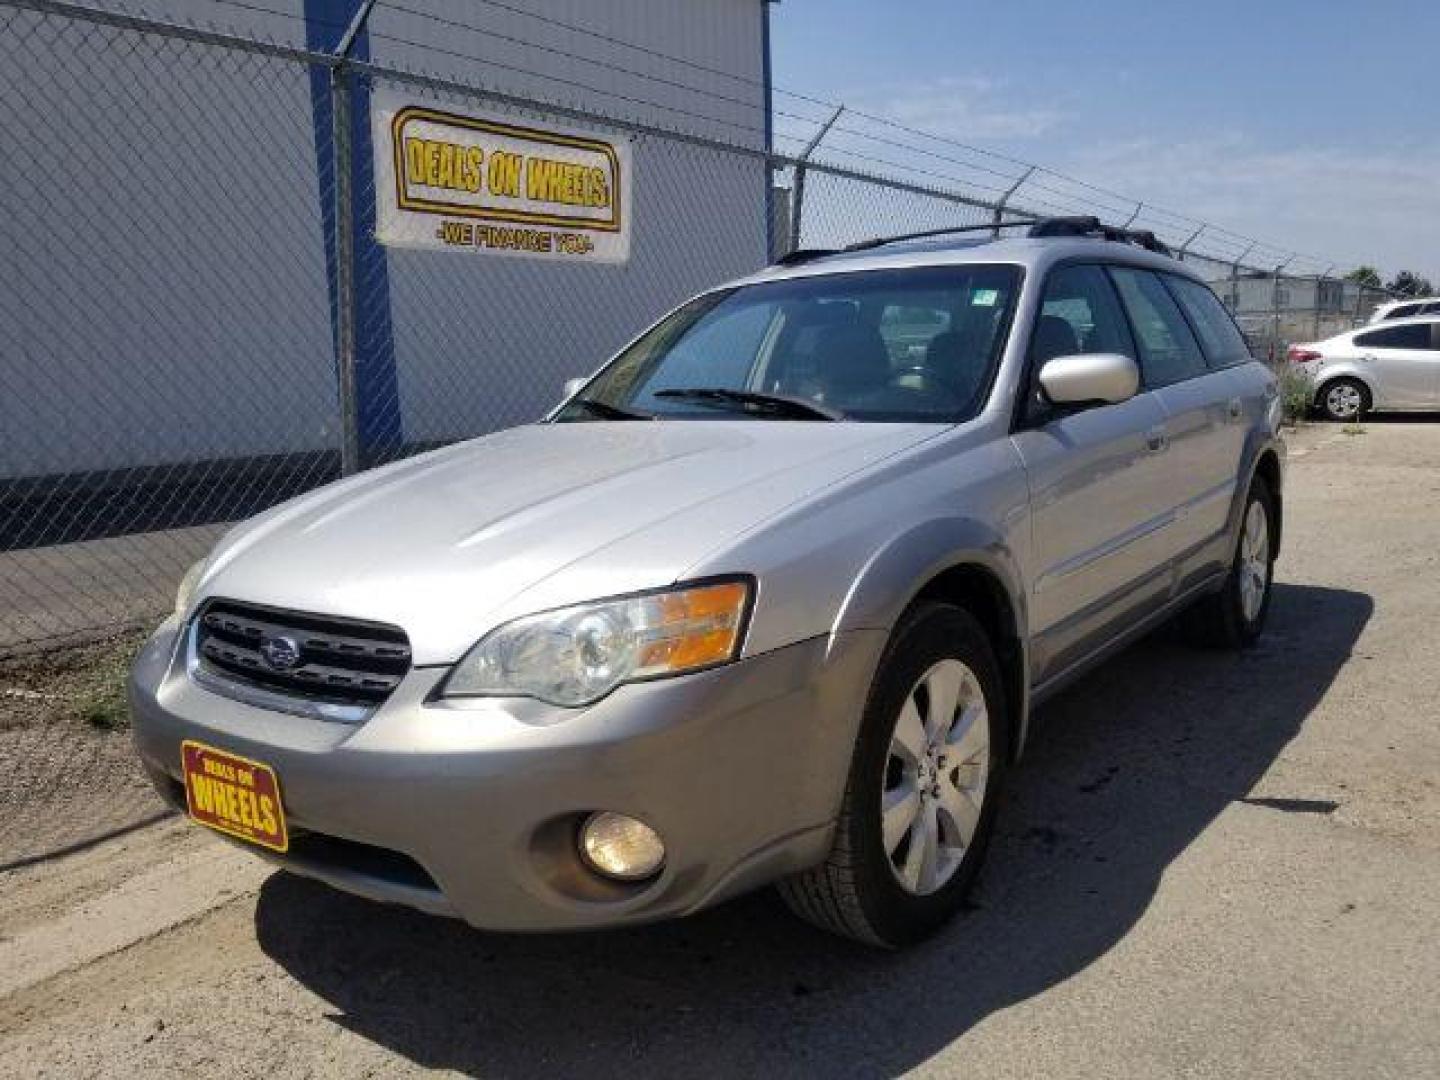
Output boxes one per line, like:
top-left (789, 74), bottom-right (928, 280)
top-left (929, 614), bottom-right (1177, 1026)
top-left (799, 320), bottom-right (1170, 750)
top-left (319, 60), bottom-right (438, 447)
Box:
top-left (1288, 317), bottom-right (1440, 420)
top-left (1369, 297), bottom-right (1440, 323)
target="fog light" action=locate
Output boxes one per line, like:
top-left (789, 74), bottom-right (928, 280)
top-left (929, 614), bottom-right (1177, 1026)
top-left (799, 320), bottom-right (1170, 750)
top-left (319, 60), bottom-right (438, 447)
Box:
top-left (579, 812), bottom-right (665, 881)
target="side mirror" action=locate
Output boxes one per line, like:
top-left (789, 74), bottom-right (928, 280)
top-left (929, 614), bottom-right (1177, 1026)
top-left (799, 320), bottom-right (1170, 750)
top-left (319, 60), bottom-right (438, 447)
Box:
top-left (562, 376), bottom-right (587, 400)
top-left (1038, 352), bottom-right (1139, 407)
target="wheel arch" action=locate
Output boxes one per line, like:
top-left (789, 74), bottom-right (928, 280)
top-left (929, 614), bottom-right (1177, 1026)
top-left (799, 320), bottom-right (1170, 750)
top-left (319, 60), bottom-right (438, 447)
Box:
top-left (1250, 446), bottom-right (1284, 556)
top-left (1313, 370), bottom-right (1374, 412)
top-left (912, 564), bottom-right (1028, 763)
top-left (832, 518), bottom-right (1031, 762)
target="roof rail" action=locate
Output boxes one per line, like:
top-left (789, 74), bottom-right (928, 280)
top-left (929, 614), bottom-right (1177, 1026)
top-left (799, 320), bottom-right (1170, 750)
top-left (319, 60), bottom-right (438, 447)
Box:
top-left (773, 247), bottom-right (842, 266)
top-left (1027, 215), bottom-right (1172, 256)
top-left (771, 220), bottom-right (1033, 267)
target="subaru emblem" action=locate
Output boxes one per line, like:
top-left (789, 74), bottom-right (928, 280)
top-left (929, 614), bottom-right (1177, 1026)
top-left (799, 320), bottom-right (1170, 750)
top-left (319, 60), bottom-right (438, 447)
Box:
top-left (258, 634), bottom-right (302, 671)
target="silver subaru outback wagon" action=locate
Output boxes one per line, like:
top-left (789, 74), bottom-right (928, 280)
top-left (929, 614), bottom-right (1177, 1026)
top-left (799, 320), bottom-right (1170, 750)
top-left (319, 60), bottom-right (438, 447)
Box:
top-left (130, 218), bottom-right (1284, 948)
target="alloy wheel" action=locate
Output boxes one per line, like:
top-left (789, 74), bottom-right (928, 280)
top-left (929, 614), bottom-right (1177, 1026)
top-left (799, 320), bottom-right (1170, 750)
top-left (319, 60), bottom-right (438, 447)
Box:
top-left (881, 658), bottom-right (990, 896)
top-left (1239, 499), bottom-right (1270, 623)
top-left (1325, 383), bottom-right (1362, 420)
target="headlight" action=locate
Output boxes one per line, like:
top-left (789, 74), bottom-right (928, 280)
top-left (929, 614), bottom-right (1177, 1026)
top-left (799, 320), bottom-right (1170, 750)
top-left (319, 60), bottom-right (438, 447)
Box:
top-left (174, 559), bottom-right (206, 620)
top-left (441, 578), bottom-right (753, 707)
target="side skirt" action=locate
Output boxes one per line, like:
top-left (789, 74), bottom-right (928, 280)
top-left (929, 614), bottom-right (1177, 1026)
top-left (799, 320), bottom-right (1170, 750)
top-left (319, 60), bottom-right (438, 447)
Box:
top-left (1028, 570), bottom-right (1227, 710)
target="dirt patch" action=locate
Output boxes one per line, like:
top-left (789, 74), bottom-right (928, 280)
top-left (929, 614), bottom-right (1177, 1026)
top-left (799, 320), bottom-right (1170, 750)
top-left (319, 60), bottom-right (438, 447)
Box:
top-left (0, 630), bottom-right (147, 733)
top-left (0, 629), bottom-right (167, 870)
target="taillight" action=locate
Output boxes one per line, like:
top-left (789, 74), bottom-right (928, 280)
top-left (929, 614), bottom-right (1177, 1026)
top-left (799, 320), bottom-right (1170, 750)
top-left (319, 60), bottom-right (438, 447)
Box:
top-left (1287, 346), bottom-right (1322, 364)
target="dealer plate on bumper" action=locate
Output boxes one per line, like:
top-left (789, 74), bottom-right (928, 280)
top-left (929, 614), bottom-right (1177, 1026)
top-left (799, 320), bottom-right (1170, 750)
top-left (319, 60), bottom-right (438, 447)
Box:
top-left (181, 740), bottom-right (289, 852)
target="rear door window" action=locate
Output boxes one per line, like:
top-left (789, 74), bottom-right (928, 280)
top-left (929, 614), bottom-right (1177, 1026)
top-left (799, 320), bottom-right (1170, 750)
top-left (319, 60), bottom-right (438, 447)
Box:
top-left (1109, 267), bottom-right (1210, 387)
top-left (1354, 324), bottom-right (1430, 350)
top-left (1165, 275), bottom-right (1253, 370)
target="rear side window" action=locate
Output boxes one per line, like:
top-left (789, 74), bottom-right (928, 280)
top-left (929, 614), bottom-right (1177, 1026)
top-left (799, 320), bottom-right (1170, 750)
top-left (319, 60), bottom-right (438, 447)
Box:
top-left (1420, 303), bottom-right (1440, 316)
top-left (1165, 275), bottom-right (1252, 369)
top-left (1383, 303), bottom-right (1422, 321)
top-left (1109, 267), bottom-right (1209, 387)
top-left (1354, 324), bottom-right (1430, 349)
top-left (1030, 264), bottom-right (1134, 363)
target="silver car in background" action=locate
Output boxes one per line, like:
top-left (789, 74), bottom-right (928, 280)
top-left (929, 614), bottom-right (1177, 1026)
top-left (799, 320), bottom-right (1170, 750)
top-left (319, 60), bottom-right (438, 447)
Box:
top-left (1368, 296), bottom-right (1440, 323)
top-left (130, 218), bottom-right (1284, 947)
top-left (1289, 316), bottom-right (1440, 421)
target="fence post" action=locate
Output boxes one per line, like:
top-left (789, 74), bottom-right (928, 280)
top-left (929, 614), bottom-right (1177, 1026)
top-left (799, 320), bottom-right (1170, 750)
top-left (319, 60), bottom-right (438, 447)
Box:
top-left (329, 65), bottom-right (360, 477)
top-left (328, 0), bottom-right (377, 477)
top-left (1313, 264), bottom-right (1334, 342)
top-left (1272, 257), bottom-right (1294, 362)
top-left (992, 166), bottom-right (1034, 237)
top-left (1229, 241), bottom-right (1255, 312)
top-left (1176, 223), bottom-right (1205, 262)
top-left (788, 104), bottom-right (843, 255)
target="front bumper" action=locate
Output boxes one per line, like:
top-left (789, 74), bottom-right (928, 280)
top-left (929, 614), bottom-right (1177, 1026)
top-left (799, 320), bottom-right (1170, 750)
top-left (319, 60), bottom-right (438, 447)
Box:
top-left (129, 618), bottom-right (884, 931)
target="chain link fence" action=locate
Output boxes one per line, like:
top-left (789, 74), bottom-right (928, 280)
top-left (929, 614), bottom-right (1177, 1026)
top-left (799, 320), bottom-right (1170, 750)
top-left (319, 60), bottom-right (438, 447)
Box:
top-left (0, 0), bottom-right (1405, 661)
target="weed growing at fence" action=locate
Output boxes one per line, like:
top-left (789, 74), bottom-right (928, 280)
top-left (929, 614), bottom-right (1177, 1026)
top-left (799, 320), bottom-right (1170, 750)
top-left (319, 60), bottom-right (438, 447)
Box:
top-left (0, 630), bottom-right (146, 733)
top-left (1277, 367), bottom-right (1315, 426)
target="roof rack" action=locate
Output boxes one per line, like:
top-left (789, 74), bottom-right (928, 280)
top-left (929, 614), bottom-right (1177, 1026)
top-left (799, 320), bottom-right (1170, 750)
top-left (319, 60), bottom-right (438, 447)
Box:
top-left (772, 221), bottom-right (1033, 267)
top-left (1026, 215), bottom-right (1172, 255)
top-left (770, 215), bottom-right (1173, 268)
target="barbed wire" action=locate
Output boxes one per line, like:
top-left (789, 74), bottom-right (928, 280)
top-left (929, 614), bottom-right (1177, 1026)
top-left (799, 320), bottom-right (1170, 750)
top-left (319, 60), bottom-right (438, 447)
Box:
top-left (364, 0), bottom-right (1365, 276)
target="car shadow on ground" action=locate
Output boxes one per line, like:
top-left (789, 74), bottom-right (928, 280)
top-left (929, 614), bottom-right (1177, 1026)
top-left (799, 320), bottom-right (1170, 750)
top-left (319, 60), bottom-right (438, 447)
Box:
top-left (255, 582), bottom-right (1370, 1078)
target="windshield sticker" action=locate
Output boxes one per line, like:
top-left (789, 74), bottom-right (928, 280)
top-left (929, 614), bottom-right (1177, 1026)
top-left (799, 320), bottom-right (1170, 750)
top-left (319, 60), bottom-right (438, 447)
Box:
top-left (971, 289), bottom-right (999, 307)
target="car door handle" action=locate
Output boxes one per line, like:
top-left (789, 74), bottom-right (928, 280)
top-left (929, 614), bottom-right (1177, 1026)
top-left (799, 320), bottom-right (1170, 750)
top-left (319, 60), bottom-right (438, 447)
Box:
top-left (1145, 426), bottom-right (1169, 453)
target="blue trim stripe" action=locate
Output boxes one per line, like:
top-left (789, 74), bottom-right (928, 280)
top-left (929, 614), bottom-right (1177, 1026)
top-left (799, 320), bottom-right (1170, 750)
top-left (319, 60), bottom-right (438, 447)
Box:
top-left (761, 0), bottom-right (776, 261)
top-left (304, 0), bottom-right (402, 463)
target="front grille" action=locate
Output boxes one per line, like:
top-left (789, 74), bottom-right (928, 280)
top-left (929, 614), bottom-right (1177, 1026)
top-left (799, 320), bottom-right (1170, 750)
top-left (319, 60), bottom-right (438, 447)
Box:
top-left (194, 599), bottom-right (411, 709)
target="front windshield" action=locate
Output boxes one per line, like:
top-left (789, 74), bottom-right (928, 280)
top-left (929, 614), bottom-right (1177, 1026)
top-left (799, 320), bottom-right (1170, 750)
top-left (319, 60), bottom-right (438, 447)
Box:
top-left (556, 264), bottom-right (1021, 423)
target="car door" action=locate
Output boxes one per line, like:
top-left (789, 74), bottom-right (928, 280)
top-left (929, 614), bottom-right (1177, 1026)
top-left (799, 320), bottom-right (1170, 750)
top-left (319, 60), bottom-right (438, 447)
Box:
top-left (1010, 264), bottom-right (1177, 685)
top-left (1352, 322), bottom-right (1434, 408)
top-left (1429, 322), bottom-right (1440, 406)
top-left (1157, 272), bottom-right (1259, 560)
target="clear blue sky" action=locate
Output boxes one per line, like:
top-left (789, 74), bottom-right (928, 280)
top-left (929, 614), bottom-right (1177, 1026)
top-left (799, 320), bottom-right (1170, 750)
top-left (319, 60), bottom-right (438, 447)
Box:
top-left (771, 0), bottom-right (1440, 281)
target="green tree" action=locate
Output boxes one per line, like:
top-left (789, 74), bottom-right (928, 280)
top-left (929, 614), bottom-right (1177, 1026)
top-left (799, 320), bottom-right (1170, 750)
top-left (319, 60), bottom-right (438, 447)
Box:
top-left (1386, 270), bottom-right (1434, 297)
top-left (1345, 265), bottom-right (1381, 288)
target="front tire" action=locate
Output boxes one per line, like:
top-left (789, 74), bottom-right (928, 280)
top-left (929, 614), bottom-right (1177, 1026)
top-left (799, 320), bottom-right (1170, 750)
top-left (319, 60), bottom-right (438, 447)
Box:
top-left (1183, 476), bottom-right (1276, 648)
top-left (1318, 378), bottom-right (1368, 422)
top-left (778, 603), bottom-right (1006, 948)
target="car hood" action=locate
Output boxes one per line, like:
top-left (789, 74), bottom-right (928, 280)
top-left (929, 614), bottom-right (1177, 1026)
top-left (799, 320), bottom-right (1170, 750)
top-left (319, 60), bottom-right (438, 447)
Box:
top-left (198, 421), bottom-right (940, 663)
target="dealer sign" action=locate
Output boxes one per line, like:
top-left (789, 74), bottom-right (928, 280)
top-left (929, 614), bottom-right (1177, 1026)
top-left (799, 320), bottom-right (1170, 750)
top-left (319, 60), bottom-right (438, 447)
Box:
top-left (372, 89), bottom-right (632, 264)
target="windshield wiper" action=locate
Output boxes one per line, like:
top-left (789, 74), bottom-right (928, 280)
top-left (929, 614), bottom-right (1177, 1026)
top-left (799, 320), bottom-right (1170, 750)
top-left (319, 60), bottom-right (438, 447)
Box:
top-left (652, 388), bottom-right (843, 421)
top-left (568, 397), bottom-right (654, 421)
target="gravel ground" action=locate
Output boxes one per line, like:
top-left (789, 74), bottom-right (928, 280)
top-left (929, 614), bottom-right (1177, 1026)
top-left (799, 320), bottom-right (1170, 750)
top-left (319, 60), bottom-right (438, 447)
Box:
top-left (0, 630), bottom-right (169, 872)
top-left (1, 420), bottom-right (1437, 1079)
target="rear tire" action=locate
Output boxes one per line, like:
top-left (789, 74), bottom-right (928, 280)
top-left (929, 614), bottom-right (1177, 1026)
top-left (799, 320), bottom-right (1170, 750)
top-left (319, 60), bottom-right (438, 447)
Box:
top-left (1183, 476), bottom-right (1276, 649)
top-left (1317, 378), bottom-right (1368, 422)
top-left (778, 602), bottom-right (1006, 948)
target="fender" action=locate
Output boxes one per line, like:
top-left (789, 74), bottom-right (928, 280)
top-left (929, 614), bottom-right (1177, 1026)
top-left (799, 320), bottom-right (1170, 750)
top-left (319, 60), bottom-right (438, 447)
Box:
top-left (830, 515), bottom-right (1034, 755)
top-left (1226, 428), bottom-right (1285, 560)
